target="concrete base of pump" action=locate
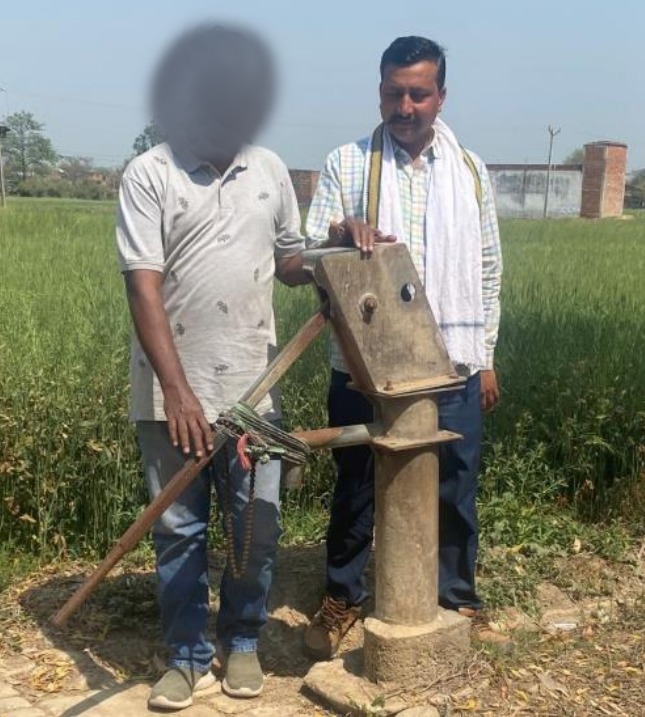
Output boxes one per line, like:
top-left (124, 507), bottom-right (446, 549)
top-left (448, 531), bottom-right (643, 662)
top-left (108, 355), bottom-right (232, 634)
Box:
top-left (363, 608), bottom-right (471, 684)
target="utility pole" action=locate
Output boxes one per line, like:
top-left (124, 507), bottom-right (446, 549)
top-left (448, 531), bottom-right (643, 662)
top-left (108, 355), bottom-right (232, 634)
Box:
top-left (0, 124), bottom-right (9, 209)
top-left (0, 88), bottom-right (9, 208)
top-left (543, 125), bottom-right (561, 218)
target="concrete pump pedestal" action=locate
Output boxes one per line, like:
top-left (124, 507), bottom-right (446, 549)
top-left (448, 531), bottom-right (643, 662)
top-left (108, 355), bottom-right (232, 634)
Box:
top-left (364, 609), bottom-right (470, 684)
top-left (302, 245), bottom-right (472, 711)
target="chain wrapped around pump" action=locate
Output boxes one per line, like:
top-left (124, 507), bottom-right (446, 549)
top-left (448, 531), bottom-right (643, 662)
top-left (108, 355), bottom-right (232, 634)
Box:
top-left (215, 402), bottom-right (311, 578)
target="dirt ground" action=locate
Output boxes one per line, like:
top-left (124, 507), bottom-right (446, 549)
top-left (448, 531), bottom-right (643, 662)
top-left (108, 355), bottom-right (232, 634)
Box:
top-left (1, 544), bottom-right (644, 716)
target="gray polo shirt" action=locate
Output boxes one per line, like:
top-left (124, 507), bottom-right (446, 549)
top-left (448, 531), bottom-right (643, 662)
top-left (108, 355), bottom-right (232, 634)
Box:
top-left (116, 142), bottom-right (304, 423)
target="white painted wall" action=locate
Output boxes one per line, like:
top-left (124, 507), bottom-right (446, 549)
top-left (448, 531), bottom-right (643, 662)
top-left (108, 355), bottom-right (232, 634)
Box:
top-left (489, 167), bottom-right (583, 218)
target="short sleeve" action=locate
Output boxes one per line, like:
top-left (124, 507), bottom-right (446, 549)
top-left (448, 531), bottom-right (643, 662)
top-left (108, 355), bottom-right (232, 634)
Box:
top-left (274, 165), bottom-right (305, 259)
top-left (116, 175), bottom-right (164, 273)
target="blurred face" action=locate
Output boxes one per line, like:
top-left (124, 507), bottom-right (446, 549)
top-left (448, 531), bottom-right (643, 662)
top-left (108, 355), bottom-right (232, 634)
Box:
top-left (380, 61), bottom-right (446, 156)
top-left (183, 59), bottom-right (270, 162)
top-left (155, 28), bottom-right (275, 164)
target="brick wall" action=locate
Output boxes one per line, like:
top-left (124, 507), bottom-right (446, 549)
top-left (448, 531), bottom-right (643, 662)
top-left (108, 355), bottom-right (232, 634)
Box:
top-left (580, 142), bottom-right (628, 218)
top-left (289, 169), bottom-right (320, 208)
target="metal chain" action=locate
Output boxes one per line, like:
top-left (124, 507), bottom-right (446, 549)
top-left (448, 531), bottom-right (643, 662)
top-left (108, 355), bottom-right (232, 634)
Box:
top-left (216, 402), bottom-right (310, 580)
top-left (222, 442), bottom-right (256, 580)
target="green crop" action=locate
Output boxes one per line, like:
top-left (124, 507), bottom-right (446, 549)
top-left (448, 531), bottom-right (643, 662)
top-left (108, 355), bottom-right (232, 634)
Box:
top-left (0, 199), bottom-right (643, 561)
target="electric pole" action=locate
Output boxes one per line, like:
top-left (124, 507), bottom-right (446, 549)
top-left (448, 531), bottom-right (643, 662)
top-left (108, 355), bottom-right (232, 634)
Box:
top-left (0, 87), bottom-right (8, 119)
top-left (0, 124), bottom-right (9, 209)
top-left (0, 88), bottom-right (9, 208)
top-left (543, 125), bottom-right (561, 218)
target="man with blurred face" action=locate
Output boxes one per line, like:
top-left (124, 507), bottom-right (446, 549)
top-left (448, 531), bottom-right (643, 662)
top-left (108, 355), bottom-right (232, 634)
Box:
top-left (304, 36), bottom-right (505, 659)
top-left (116, 24), bottom-right (310, 709)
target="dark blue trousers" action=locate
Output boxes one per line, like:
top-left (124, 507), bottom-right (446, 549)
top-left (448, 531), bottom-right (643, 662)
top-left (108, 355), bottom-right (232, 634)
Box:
top-left (326, 369), bottom-right (483, 610)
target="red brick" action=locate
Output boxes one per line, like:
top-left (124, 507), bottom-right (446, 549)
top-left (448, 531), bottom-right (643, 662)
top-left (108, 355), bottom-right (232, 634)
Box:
top-left (580, 142), bottom-right (627, 218)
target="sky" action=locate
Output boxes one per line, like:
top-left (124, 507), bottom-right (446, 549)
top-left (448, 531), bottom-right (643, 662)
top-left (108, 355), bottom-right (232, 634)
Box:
top-left (1, 0), bottom-right (643, 171)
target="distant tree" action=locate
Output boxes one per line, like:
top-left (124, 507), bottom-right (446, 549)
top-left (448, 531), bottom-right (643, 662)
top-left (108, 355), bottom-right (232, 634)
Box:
top-left (94, 165), bottom-right (125, 194)
top-left (133, 122), bottom-right (163, 156)
top-left (630, 168), bottom-right (645, 184)
top-left (3, 111), bottom-right (58, 183)
top-left (58, 156), bottom-right (94, 182)
top-left (625, 169), bottom-right (645, 209)
top-left (563, 147), bottom-right (585, 164)
top-left (13, 154), bottom-right (124, 201)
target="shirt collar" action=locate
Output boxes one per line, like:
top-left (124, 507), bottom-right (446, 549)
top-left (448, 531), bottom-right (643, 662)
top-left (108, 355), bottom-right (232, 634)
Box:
top-left (171, 143), bottom-right (249, 175)
top-left (386, 125), bottom-right (439, 165)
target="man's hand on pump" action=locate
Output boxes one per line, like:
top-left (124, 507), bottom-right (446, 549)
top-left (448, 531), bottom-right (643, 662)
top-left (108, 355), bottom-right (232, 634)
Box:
top-left (327, 218), bottom-right (396, 255)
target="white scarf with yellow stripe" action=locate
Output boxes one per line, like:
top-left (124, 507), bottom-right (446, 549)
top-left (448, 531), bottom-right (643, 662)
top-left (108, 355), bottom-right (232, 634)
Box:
top-left (364, 118), bottom-right (486, 370)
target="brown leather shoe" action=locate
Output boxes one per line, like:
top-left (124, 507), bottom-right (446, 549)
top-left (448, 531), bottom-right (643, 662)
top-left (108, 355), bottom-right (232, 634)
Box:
top-left (304, 595), bottom-right (362, 661)
top-left (458, 607), bottom-right (514, 653)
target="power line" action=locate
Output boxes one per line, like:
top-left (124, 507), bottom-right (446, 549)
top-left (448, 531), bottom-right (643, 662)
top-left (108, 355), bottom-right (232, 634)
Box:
top-left (4, 88), bottom-right (367, 130)
top-left (58, 150), bottom-right (129, 160)
top-left (9, 89), bottom-right (141, 112)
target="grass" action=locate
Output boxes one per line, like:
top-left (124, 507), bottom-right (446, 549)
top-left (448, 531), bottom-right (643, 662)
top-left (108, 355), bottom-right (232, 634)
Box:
top-left (0, 198), bottom-right (643, 607)
top-left (0, 196), bottom-right (332, 562)
top-left (488, 216), bottom-right (645, 517)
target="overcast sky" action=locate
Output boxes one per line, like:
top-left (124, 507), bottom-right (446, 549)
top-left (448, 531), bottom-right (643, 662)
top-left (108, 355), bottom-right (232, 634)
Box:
top-left (1, 0), bottom-right (643, 170)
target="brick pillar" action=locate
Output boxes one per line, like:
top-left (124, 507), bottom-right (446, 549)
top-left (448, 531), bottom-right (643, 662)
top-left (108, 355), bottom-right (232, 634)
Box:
top-left (288, 169), bottom-right (321, 209)
top-left (309, 170), bottom-right (320, 203)
top-left (580, 141), bottom-right (628, 218)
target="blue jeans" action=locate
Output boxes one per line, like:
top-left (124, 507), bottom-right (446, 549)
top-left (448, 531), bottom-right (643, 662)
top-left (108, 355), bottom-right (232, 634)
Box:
top-left (137, 421), bottom-right (281, 672)
top-left (326, 370), bottom-right (483, 611)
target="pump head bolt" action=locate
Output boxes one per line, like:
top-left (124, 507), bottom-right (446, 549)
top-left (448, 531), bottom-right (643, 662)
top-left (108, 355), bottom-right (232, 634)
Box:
top-left (363, 295), bottom-right (378, 314)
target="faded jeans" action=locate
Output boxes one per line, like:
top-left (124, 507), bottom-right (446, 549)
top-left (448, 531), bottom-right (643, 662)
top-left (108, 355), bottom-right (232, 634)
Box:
top-left (137, 421), bottom-right (281, 672)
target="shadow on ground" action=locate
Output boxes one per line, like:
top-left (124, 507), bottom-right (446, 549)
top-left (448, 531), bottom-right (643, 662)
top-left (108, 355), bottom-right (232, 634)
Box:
top-left (16, 544), bottom-right (375, 696)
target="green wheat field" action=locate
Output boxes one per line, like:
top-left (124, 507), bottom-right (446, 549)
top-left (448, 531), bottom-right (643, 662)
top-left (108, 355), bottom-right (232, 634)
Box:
top-left (1, 198), bottom-right (644, 596)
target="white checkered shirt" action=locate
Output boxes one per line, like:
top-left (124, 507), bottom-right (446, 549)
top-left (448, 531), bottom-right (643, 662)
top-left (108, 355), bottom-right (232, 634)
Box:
top-left (306, 133), bottom-right (502, 375)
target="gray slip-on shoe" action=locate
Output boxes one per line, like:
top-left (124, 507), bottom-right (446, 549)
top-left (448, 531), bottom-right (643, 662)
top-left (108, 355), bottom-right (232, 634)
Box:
top-left (222, 651), bottom-right (264, 698)
top-left (149, 666), bottom-right (216, 710)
